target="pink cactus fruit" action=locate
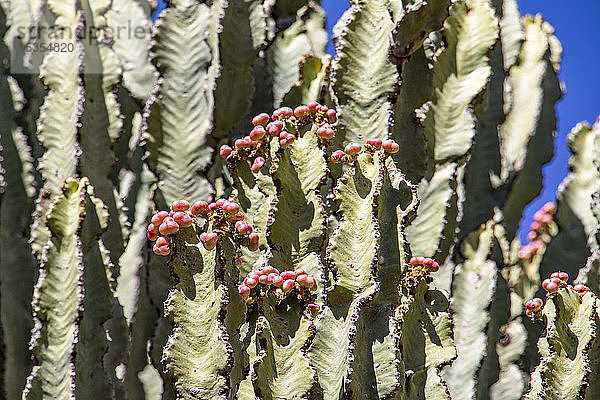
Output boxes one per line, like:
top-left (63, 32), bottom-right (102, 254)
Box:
top-left (307, 101), bottom-right (320, 113)
top-left (151, 210), bottom-right (169, 226)
top-left (525, 297), bottom-right (543, 312)
top-left (542, 202), bottom-right (556, 214)
top-left (550, 271), bottom-right (568, 282)
top-left (215, 198), bottom-right (227, 208)
top-left (172, 211), bottom-right (193, 228)
top-left (344, 142), bottom-right (362, 156)
top-left (382, 139), bottom-right (399, 154)
top-left (250, 125), bottom-right (267, 140)
top-left (147, 223), bottom-right (158, 241)
top-left (219, 145), bottom-right (232, 158)
top-left (282, 279), bottom-right (296, 292)
top-left (235, 221), bottom-right (253, 235)
top-left (252, 112), bottom-right (270, 127)
top-left (315, 124), bottom-right (335, 140)
top-left (199, 232), bottom-right (219, 250)
top-left (267, 120), bottom-right (284, 137)
top-left (244, 276), bottom-right (259, 289)
top-left (294, 105), bottom-right (310, 118)
top-left (331, 150), bottom-right (345, 163)
top-left (273, 106), bottom-right (293, 120)
top-left (222, 201), bottom-right (240, 215)
top-left (280, 271), bottom-right (295, 280)
top-left (232, 212), bottom-right (244, 221)
top-left (251, 157), bottom-right (266, 172)
top-left (423, 258), bottom-right (440, 272)
top-left (542, 277), bottom-right (562, 293)
top-left (367, 138), bottom-right (382, 148)
top-left (409, 256), bottom-right (425, 265)
top-left (171, 200), bottom-right (190, 212)
top-left (326, 109), bottom-right (337, 124)
top-left (153, 236), bottom-right (171, 256)
top-left (573, 284), bottom-right (590, 293)
top-left (159, 217), bottom-right (179, 236)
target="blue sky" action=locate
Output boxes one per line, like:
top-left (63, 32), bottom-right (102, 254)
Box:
top-left (321, 0), bottom-right (600, 241)
top-left (154, 0), bottom-right (600, 242)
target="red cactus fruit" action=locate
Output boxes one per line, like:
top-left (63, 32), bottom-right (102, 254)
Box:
top-left (326, 109), bottom-right (337, 124)
top-left (344, 142), bottom-right (362, 156)
top-left (294, 105), bottom-right (310, 118)
top-left (542, 202), bottom-right (556, 214)
top-left (159, 217), bottom-right (179, 235)
top-left (267, 120), bottom-right (284, 137)
top-left (248, 232), bottom-right (260, 251)
top-left (215, 198), bottom-right (226, 208)
top-left (550, 271), bottom-right (568, 282)
top-left (151, 210), bottom-right (169, 226)
top-left (171, 200), bottom-right (190, 212)
top-left (573, 284), bottom-right (590, 293)
top-left (219, 145), bottom-right (232, 158)
top-left (199, 232), bottom-right (219, 250)
top-left (308, 303), bottom-right (320, 317)
top-left (222, 201), bottom-right (240, 215)
top-left (250, 125), bottom-right (267, 140)
top-left (315, 124), bottom-right (335, 139)
top-left (307, 101), bottom-right (320, 113)
top-left (542, 277), bottom-right (561, 293)
top-left (244, 276), bottom-right (258, 289)
top-left (382, 139), bottom-right (399, 153)
top-left (251, 157), bottom-right (266, 172)
top-left (235, 221), bottom-right (252, 235)
top-left (252, 112), bottom-right (270, 127)
top-left (525, 297), bottom-right (543, 311)
top-left (172, 211), bottom-right (193, 228)
top-left (147, 223), bottom-right (158, 241)
top-left (153, 236), bottom-right (171, 256)
top-left (232, 212), bottom-right (244, 221)
top-left (367, 138), bottom-right (382, 148)
top-left (280, 271), bottom-right (295, 280)
top-left (272, 106), bottom-right (293, 120)
top-left (331, 150), bottom-right (345, 163)
top-left (282, 279), bottom-right (296, 292)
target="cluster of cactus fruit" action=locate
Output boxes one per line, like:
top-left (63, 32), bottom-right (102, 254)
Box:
top-left (148, 198), bottom-right (259, 255)
top-left (525, 271), bottom-right (591, 318)
top-left (2, 0), bottom-right (600, 399)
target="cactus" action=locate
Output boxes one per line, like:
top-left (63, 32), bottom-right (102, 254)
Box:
top-left (1, 0), bottom-right (600, 399)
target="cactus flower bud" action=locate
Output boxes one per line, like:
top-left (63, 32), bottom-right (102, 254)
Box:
top-left (219, 145), bottom-right (233, 158)
top-left (199, 232), bottom-right (219, 250)
top-left (326, 109), bottom-right (337, 124)
top-left (367, 138), bottom-right (382, 148)
top-left (382, 139), bottom-right (399, 153)
top-left (542, 277), bottom-right (561, 293)
top-left (331, 150), bottom-right (345, 163)
top-left (294, 105), bottom-right (310, 118)
top-left (317, 104), bottom-right (329, 113)
top-left (159, 217), bottom-right (179, 235)
top-left (153, 236), bottom-right (171, 256)
top-left (151, 210), bottom-right (169, 226)
top-left (171, 200), bottom-right (190, 212)
top-left (147, 223), bottom-right (158, 241)
top-left (172, 211), bottom-right (193, 228)
top-left (573, 284), bottom-right (590, 293)
top-left (316, 124), bottom-right (335, 139)
top-left (223, 201), bottom-right (240, 215)
top-left (251, 157), bottom-right (265, 172)
top-left (258, 274), bottom-right (269, 284)
top-left (250, 125), bottom-right (267, 140)
top-left (550, 271), bottom-right (568, 282)
top-left (282, 279), bottom-right (296, 292)
top-left (191, 200), bottom-right (209, 217)
top-left (252, 113), bottom-right (270, 127)
top-left (344, 142), bottom-right (362, 156)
